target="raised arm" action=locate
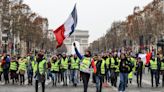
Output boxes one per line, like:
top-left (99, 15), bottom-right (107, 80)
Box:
top-left (73, 43), bottom-right (83, 60)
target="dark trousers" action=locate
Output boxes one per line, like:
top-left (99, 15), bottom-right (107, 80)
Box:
top-left (110, 70), bottom-right (117, 87)
top-left (10, 70), bottom-right (17, 84)
top-left (157, 70), bottom-right (160, 84)
top-left (151, 70), bottom-right (158, 87)
top-left (162, 75), bottom-right (164, 87)
top-left (136, 72), bottom-right (142, 87)
top-left (35, 80), bottom-right (45, 92)
top-left (0, 72), bottom-right (2, 81)
top-left (19, 74), bottom-right (25, 85)
top-left (3, 69), bottom-right (9, 84)
top-left (81, 72), bottom-right (90, 92)
top-left (160, 71), bottom-right (164, 87)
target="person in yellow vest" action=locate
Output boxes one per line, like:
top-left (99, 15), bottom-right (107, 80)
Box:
top-left (105, 53), bottom-right (111, 83)
top-left (127, 55), bottom-right (136, 84)
top-left (101, 53), bottom-right (109, 84)
top-left (51, 55), bottom-right (60, 86)
top-left (159, 54), bottom-right (164, 87)
top-left (136, 57), bottom-right (144, 87)
top-left (118, 53), bottom-right (132, 92)
top-left (149, 56), bottom-right (158, 87)
top-left (34, 53), bottom-right (47, 92)
top-left (60, 53), bottom-right (68, 86)
top-left (10, 56), bottom-right (19, 84)
top-left (0, 57), bottom-right (3, 82)
top-left (110, 52), bottom-right (119, 87)
top-left (18, 57), bottom-right (27, 85)
top-left (70, 54), bottom-right (80, 87)
top-left (27, 56), bottom-right (35, 85)
top-left (95, 55), bottom-right (106, 92)
top-left (74, 43), bottom-right (96, 92)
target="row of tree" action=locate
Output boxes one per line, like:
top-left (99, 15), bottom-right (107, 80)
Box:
top-left (1, 0), bottom-right (57, 55)
top-left (89, 0), bottom-right (164, 53)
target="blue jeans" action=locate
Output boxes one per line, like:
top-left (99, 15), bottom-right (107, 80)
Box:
top-left (47, 69), bottom-right (54, 81)
top-left (52, 73), bottom-right (58, 84)
top-left (61, 70), bottom-right (67, 85)
top-left (95, 75), bottom-right (103, 92)
top-left (106, 70), bottom-right (110, 82)
top-left (71, 70), bottom-right (78, 84)
top-left (151, 70), bottom-right (158, 87)
top-left (118, 73), bottom-right (128, 91)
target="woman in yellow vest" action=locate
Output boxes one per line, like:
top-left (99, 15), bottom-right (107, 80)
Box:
top-left (18, 57), bottom-right (27, 85)
top-left (10, 56), bottom-right (19, 84)
top-left (73, 43), bottom-right (96, 92)
top-left (149, 56), bottom-right (158, 87)
top-left (159, 54), bottom-right (164, 87)
top-left (70, 54), bottom-right (80, 87)
top-left (95, 55), bottom-right (106, 92)
top-left (51, 55), bottom-right (60, 86)
top-left (60, 53), bottom-right (68, 86)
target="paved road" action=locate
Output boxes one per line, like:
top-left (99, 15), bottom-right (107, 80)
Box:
top-left (0, 83), bottom-right (115, 92)
top-left (0, 69), bottom-right (164, 92)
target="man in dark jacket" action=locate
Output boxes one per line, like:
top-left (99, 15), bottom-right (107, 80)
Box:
top-left (118, 53), bottom-right (132, 92)
top-left (95, 55), bottom-right (106, 92)
top-left (2, 54), bottom-right (10, 84)
top-left (34, 53), bottom-right (47, 92)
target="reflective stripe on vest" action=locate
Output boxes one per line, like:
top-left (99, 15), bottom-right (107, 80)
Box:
top-left (61, 58), bottom-right (68, 69)
top-left (150, 60), bottom-right (157, 70)
top-left (71, 58), bottom-right (79, 69)
top-left (51, 60), bottom-right (59, 72)
top-left (161, 62), bottom-right (164, 70)
top-left (10, 61), bottom-right (17, 71)
top-left (80, 57), bottom-right (91, 73)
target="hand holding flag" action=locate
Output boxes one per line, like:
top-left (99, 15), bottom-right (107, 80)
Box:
top-left (53, 5), bottom-right (77, 48)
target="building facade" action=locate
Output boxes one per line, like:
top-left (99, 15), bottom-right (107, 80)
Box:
top-left (64, 30), bottom-right (89, 55)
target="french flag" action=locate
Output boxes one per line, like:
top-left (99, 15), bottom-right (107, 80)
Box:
top-left (53, 5), bottom-right (77, 48)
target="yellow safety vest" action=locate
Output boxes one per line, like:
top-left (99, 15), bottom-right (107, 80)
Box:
top-left (101, 60), bottom-right (106, 74)
top-left (150, 60), bottom-right (157, 70)
top-left (80, 57), bottom-right (91, 73)
top-left (130, 57), bottom-right (137, 72)
top-left (34, 60), bottom-right (46, 75)
top-left (0, 62), bottom-right (3, 72)
top-left (160, 62), bottom-right (164, 70)
top-left (106, 58), bottom-right (110, 69)
top-left (51, 60), bottom-right (60, 72)
top-left (71, 58), bottom-right (79, 69)
top-left (115, 59), bottom-right (120, 72)
top-left (10, 61), bottom-right (17, 71)
top-left (128, 71), bottom-right (133, 79)
top-left (61, 58), bottom-right (68, 70)
top-left (31, 60), bottom-right (35, 69)
top-left (110, 58), bottom-right (115, 69)
top-left (19, 60), bottom-right (26, 71)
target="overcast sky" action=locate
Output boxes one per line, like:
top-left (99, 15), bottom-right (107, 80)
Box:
top-left (24, 0), bottom-right (153, 43)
